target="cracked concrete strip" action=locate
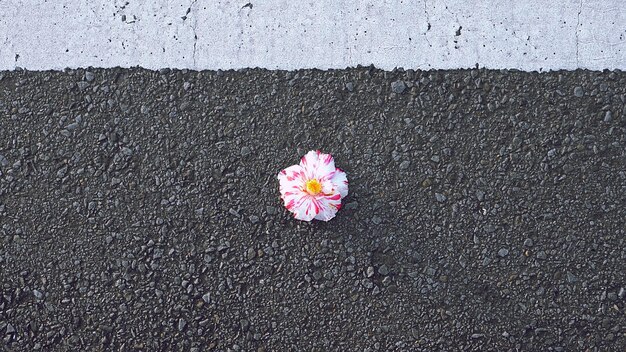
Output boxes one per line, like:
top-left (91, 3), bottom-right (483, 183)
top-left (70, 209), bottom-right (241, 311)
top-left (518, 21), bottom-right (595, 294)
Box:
top-left (0, 0), bottom-right (623, 70)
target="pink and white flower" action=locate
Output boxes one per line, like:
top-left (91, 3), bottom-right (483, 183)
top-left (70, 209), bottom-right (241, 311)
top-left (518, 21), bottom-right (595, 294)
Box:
top-left (278, 150), bottom-right (348, 221)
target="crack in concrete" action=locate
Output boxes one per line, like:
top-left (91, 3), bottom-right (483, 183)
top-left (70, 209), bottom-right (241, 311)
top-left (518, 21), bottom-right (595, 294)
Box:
top-left (422, 0), bottom-right (432, 47)
top-left (185, 0), bottom-right (199, 68)
top-left (575, 0), bottom-right (582, 68)
top-left (442, 0), bottom-right (462, 50)
top-left (423, 0), bottom-right (431, 29)
top-left (442, 0), bottom-right (460, 25)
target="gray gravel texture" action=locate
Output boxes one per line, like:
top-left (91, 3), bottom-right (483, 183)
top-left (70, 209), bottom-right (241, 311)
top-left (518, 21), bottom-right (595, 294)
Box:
top-left (0, 67), bottom-right (625, 351)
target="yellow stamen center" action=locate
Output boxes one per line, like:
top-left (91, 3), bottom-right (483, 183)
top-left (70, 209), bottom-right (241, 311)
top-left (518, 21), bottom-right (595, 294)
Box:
top-left (305, 179), bottom-right (322, 195)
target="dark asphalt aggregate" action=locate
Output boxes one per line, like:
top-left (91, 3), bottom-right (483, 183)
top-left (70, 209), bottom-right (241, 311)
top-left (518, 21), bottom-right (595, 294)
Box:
top-left (0, 67), bottom-right (625, 351)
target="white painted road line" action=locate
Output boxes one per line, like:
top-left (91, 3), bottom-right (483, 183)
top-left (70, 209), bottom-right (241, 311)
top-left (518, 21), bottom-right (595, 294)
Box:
top-left (1, 0), bottom-right (624, 71)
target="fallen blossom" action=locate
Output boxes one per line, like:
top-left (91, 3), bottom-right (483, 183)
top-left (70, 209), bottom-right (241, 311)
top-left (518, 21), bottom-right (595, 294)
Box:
top-left (278, 150), bottom-right (348, 221)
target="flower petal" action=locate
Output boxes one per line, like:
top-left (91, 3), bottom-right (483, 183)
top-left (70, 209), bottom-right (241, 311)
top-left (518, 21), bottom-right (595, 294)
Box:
top-left (300, 150), bottom-right (336, 181)
top-left (330, 168), bottom-right (349, 198)
top-left (313, 193), bottom-right (342, 221)
top-left (278, 164), bottom-right (306, 185)
top-left (291, 196), bottom-right (319, 222)
top-left (278, 164), bottom-right (306, 193)
top-left (321, 179), bottom-right (335, 195)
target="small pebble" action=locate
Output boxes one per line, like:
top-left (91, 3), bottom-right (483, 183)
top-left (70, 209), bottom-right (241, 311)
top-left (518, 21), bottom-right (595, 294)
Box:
top-left (33, 289), bottom-right (44, 299)
top-left (566, 272), bottom-right (577, 283)
top-left (344, 201), bottom-right (359, 210)
top-left (573, 86), bottom-right (584, 97)
top-left (391, 80), bottom-right (407, 94)
top-left (0, 154), bottom-right (8, 167)
top-left (202, 292), bottom-right (211, 304)
top-left (77, 81), bottom-right (89, 91)
top-left (178, 318), bottom-right (187, 331)
top-left (65, 122), bottom-right (79, 131)
top-left (121, 147), bottom-right (133, 156)
top-left (246, 248), bottom-right (256, 260)
top-left (607, 292), bottom-right (617, 301)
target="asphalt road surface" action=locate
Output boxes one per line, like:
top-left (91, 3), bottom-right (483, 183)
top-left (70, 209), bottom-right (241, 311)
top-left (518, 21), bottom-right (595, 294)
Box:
top-left (0, 68), bottom-right (625, 351)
